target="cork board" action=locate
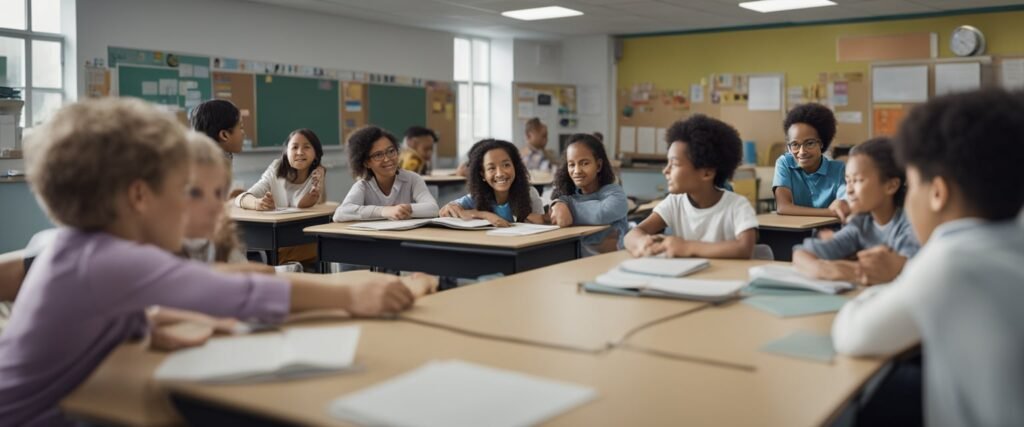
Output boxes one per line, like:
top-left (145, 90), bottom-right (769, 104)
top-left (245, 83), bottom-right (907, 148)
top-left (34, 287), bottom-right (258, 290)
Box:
top-left (211, 72), bottom-right (257, 146)
top-left (426, 81), bottom-right (457, 158)
top-left (341, 81), bottom-right (368, 143)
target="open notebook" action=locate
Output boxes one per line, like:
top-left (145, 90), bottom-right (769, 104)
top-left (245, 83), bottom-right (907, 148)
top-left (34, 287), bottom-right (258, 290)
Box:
top-left (747, 265), bottom-right (855, 294)
top-left (329, 359), bottom-right (596, 427)
top-left (587, 267), bottom-right (744, 302)
top-left (348, 217), bottom-right (493, 231)
top-left (154, 326), bottom-right (360, 383)
top-left (485, 223), bottom-right (560, 236)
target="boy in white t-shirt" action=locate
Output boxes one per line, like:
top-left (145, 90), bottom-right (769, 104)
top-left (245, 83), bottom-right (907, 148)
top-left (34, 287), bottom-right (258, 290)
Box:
top-left (624, 114), bottom-right (758, 259)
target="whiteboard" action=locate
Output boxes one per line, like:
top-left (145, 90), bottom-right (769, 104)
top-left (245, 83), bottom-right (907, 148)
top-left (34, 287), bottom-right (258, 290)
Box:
top-left (872, 65), bottom-right (929, 103)
top-left (935, 62), bottom-right (980, 96)
top-left (748, 75), bottom-right (782, 111)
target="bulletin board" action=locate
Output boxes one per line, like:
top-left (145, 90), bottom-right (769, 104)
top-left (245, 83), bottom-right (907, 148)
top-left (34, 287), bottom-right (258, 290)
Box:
top-left (256, 75), bottom-right (340, 146)
top-left (110, 47), bottom-right (212, 112)
top-left (512, 82), bottom-right (578, 151)
top-left (868, 58), bottom-right (994, 138)
top-left (616, 73), bottom-right (787, 166)
top-left (798, 71), bottom-right (870, 147)
top-left (117, 65), bottom-right (181, 108)
top-left (211, 71), bottom-right (257, 146)
top-left (341, 81), bottom-right (368, 143)
top-left (426, 81), bottom-right (457, 158)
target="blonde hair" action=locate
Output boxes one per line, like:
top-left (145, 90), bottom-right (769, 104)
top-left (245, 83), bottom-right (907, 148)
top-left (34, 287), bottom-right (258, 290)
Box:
top-left (25, 98), bottom-right (189, 230)
top-left (184, 130), bottom-right (245, 262)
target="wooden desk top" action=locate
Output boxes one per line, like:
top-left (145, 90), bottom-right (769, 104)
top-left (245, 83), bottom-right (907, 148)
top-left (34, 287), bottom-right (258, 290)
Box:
top-left (401, 252), bottom-right (777, 351)
top-left (229, 202), bottom-right (338, 224)
top-left (422, 173), bottom-right (466, 184)
top-left (305, 222), bottom-right (607, 250)
top-left (634, 198), bottom-right (663, 214)
top-left (756, 213), bottom-right (840, 230)
top-left (529, 170), bottom-right (554, 186)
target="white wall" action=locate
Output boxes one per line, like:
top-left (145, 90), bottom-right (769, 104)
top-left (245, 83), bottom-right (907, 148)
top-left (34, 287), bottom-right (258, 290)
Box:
top-left (561, 35), bottom-right (614, 155)
top-left (489, 37), bottom-right (514, 143)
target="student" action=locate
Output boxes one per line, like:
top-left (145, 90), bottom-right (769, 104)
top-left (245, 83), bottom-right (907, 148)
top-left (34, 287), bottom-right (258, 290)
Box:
top-left (182, 131), bottom-right (249, 264)
top-left (773, 103), bottom-right (850, 219)
top-left (0, 98), bottom-right (413, 424)
top-left (519, 117), bottom-right (558, 172)
top-left (398, 126), bottom-right (437, 175)
top-left (832, 89), bottom-right (1024, 426)
top-left (440, 139), bottom-right (545, 227)
top-left (793, 137), bottom-right (919, 285)
top-left (549, 133), bottom-right (628, 255)
top-left (236, 128), bottom-right (326, 211)
top-left (624, 115), bottom-right (757, 259)
top-left (190, 99), bottom-right (245, 160)
top-left (335, 126), bottom-right (439, 222)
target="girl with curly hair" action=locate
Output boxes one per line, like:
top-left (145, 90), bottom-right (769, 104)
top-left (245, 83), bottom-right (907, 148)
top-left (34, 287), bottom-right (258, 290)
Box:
top-left (440, 139), bottom-right (545, 227)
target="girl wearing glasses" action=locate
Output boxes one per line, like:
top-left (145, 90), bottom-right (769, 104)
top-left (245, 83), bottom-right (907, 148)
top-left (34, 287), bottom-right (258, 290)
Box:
top-left (773, 103), bottom-right (852, 220)
top-left (335, 126), bottom-right (439, 222)
top-left (236, 128), bottom-right (326, 211)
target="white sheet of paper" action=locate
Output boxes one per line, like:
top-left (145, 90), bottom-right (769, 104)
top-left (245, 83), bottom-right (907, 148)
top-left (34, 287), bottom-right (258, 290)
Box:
top-left (835, 111), bottom-right (863, 124)
top-left (618, 126), bottom-right (636, 153)
top-left (178, 63), bottom-right (194, 78)
top-left (636, 127), bottom-right (656, 154)
top-left (517, 101), bottom-right (534, 119)
top-left (935, 62), bottom-right (981, 96)
top-left (329, 360), bottom-right (596, 427)
top-left (748, 75), bottom-right (782, 111)
top-left (655, 128), bottom-right (668, 154)
top-left (690, 83), bottom-right (704, 103)
top-left (194, 65), bottom-right (210, 79)
top-left (158, 79), bottom-right (177, 96)
top-left (578, 85), bottom-right (602, 115)
top-left (872, 65), bottom-right (928, 103)
top-left (486, 223), bottom-right (559, 236)
top-left (1001, 58), bottom-right (1024, 90)
top-left (141, 81), bottom-right (158, 96)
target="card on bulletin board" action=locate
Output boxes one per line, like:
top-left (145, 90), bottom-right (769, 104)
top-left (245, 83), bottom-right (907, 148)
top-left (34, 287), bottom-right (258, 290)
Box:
top-left (619, 126), bottom-right (636, 153)
top-left (636, 127), bottom-right (656, 154)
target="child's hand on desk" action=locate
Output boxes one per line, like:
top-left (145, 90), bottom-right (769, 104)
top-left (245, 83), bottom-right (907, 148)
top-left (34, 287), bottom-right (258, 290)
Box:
top-left (477, 212), bottom-right (510, 228)
top-left (256, 192), bottom-right (275, 211)
top-left (829, 199), bottom-right (852, 223)
top-left (628, 234), bottom-right (664, 258)
top-left (439, 203), bottom-right (463, 218)
top-left (549, 202), bottom-right (573, 227)
top-left (383, 204), bottom-right (413, 220)
top-left (815, 260), bottom-right (862, 283)
top-left (856, 245), bottom-right (906, 285)
top-left (146, 307), bottom-right (241, 351)
top-left (345, 273), bottom-right (415, 316)
top-left (652, 236), bottom-right (693, 258)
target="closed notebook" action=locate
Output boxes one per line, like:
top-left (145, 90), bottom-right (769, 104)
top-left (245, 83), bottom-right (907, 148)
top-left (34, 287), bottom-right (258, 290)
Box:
top-left (348, 217), bottom-right (493, 231)
top-left (618, 257), bottom-right (710, 277)
top-left (747, 265), bottom-right (854, 294)
top-left (154, 326), bottom-right (360, 383)
top-left (486, 223), bottom-right (560, 236)
top-left (329, 359), bottom-right (596, 427)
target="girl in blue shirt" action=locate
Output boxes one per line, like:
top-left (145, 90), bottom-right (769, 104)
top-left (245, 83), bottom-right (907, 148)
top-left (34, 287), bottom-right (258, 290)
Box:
top-left (440, 139), bottom-right (545, 226)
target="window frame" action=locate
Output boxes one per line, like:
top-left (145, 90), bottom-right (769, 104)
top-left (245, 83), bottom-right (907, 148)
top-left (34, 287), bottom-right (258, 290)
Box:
top-left (0, 0), bottom-right (66, 128)
top-left (453, 36), bottom-right (490, 160)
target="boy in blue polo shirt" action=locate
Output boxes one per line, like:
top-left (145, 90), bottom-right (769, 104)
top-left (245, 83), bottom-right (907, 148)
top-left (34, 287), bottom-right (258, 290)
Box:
top-left (773, 103), bottom-right (851, 220)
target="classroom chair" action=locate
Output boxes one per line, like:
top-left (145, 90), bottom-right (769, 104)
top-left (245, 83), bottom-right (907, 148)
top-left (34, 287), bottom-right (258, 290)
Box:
top-left (753, 244), bottom-right (775, 261)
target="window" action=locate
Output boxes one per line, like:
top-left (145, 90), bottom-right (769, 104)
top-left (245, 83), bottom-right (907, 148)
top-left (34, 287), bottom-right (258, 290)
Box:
top-left (454, 37), bottom-right (489, 160)
top-left (0, 0), bottom-right (65, 128)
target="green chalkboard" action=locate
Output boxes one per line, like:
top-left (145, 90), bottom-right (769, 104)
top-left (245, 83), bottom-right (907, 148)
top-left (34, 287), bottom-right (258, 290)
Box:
top-left (255, 75), bottom-right (340, 146)
top-left (117, 65), bottom-right (180, 107)
top-left (0, 56), bottom-right (7, 82)
top-left (368, 84), bottom-right (427, 139)
top-left (109, 47), bottom-right (212, 112)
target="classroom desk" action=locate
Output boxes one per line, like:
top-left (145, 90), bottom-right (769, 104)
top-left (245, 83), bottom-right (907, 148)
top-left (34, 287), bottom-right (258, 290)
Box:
top-left (756, 213), bottom-right (840, 262)
top-left (402, 250), bottom-right (718, 351)
top-left (229, 202), bottom-right (338, 265)
top-left (305, 223), bottom-right (606, 279)
top-left (64, 257), bottom-right (888, 427)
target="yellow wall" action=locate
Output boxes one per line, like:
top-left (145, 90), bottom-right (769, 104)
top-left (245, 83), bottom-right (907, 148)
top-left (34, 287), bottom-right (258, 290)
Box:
top-left (618, 9), bottom-right (1024, 91)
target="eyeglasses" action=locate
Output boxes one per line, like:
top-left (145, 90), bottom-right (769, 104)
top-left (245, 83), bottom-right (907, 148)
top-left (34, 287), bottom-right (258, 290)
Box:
top-left (787, 139), bottom-right (822, 152)
top-left (369, 147), bottom-right (399, 162)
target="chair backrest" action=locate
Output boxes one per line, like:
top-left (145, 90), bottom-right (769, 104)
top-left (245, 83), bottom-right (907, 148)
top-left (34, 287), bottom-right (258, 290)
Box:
top-left (768, 142), bottom-right (787, 166)
top-left (753, 244), bottom-right (775, 260)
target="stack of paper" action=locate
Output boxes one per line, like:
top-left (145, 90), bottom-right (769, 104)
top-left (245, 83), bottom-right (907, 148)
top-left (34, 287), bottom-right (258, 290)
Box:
top-left (329, 360), bottom-right (596, 427)
top-left (348, 217), bottom-right (493, 231)
top-left (486, 223), bottom-right (559, 236)
top-left (583, 257), bottom-right (743, 302)
top-left (747, 265), bottom-right (854, 294)
top-left (154, 326), bottom-right (360, 383)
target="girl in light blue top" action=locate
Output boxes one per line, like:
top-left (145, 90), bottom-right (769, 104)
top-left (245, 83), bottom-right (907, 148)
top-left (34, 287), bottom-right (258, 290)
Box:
top-left (793, 137), bottom-right (920, 285)
top-left (549, 133), bottom-right (629, 256)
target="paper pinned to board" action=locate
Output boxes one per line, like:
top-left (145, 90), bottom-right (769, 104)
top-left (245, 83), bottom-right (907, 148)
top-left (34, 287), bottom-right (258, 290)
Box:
top-left (655, 128), bottom-right (667, 154)
top-left (618, 126), bottom-right (636, 153)
top-left (636, 127), bottom-right (657, 154)
top-left (748, 75), bottom-right (782, 111)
